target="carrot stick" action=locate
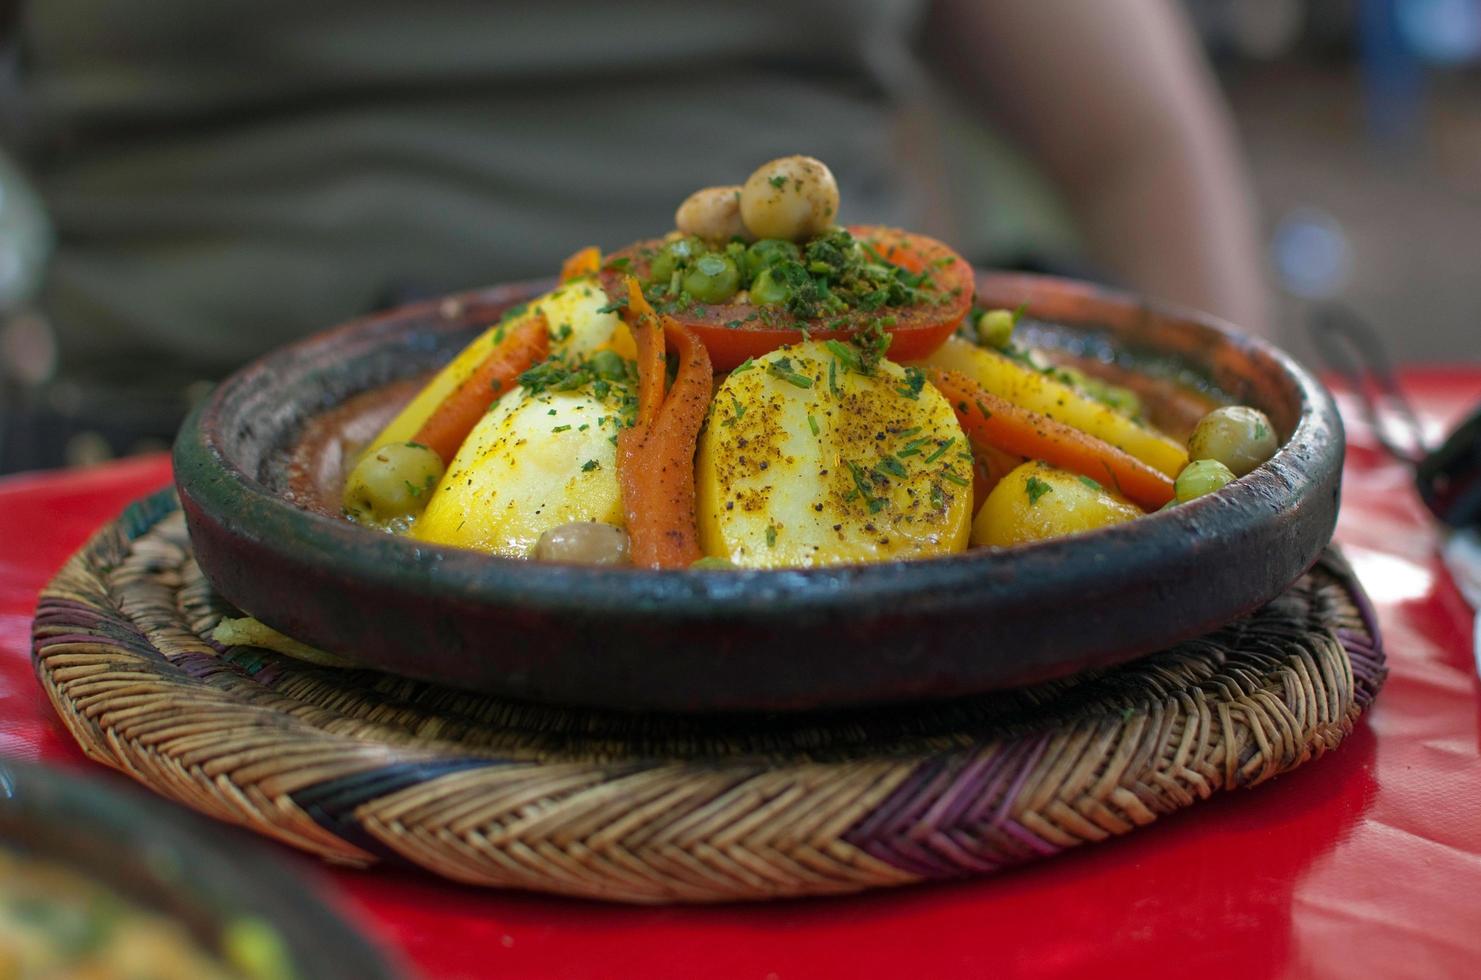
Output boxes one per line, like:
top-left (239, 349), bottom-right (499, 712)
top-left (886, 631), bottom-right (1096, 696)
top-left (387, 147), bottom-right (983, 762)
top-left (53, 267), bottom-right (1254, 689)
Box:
top-left (412, 315), bottom-right (549, 464)
top-left (623, 278), bottom-right (667, 429)
top-left (560, 246), bottom-right (601, 283)
top-left (928, 368), bottom-right (1174, 510)
top-left (618, 277), bottom-right (713, 568)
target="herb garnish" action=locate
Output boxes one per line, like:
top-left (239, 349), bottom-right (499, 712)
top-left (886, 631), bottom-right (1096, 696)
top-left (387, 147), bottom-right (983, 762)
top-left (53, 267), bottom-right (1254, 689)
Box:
top-left (1025, 475), bottom-right (1053, 505)
top-left (923, 438), bottom-right (955, 464)
top-left (896, 366), bottom-right (926, 400)
top-left (767, 356), bottom-right (814, 389)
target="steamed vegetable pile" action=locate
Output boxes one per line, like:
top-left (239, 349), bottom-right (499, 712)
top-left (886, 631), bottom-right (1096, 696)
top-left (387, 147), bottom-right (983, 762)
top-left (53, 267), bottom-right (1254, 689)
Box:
top-left (341, 156), bottom-right (1279, 569)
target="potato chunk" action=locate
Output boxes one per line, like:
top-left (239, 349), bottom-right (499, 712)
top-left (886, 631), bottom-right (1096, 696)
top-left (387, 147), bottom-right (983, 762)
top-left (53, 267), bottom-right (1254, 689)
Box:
top-left (412, 384), bottom-right (628, 556)
top-left (973, 461), bottom-right (1142, 548)
top-left (697, 341), bottom-right (971, 567)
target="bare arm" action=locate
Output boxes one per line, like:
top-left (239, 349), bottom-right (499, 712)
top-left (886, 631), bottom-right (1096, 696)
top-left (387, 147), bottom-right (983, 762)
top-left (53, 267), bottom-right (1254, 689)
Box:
top-left (925, 0), bottom-right (1269, 334)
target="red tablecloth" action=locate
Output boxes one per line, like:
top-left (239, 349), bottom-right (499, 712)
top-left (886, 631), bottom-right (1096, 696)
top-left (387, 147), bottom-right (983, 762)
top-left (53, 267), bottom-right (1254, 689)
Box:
top-left (3, 368), bottom-right (1480, 980)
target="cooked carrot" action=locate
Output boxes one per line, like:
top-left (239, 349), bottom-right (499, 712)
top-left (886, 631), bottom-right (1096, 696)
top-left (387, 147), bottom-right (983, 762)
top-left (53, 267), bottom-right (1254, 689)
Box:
top-left (623, 278), bottom-right (668, 428)
top-left (618, 276), bottom-right (713, 569)
top-left (412, 315), bottom-right (549, 464)
top-left (560, 245), bottom-right (602, 283)
top-left (929, 369), bottom-right (1174, 510)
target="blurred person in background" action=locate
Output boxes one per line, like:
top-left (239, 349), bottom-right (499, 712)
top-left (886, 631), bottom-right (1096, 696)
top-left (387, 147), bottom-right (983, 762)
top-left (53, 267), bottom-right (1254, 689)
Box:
top-left (0, 0), bottom-right (1265, 472)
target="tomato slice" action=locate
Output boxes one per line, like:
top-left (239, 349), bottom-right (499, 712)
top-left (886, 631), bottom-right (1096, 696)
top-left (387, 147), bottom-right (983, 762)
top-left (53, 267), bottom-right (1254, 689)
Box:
top-left (599, 225), bottom-right (973, 371)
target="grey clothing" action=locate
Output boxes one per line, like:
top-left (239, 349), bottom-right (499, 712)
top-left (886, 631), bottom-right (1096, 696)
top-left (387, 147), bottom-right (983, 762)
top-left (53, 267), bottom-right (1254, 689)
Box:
top-left (7, 0), bottom-right (941, 388)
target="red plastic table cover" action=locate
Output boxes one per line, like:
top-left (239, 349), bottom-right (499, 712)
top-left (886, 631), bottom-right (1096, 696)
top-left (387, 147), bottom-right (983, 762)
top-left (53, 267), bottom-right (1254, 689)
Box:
top-left (3, 368), bottom-right (1479, 980)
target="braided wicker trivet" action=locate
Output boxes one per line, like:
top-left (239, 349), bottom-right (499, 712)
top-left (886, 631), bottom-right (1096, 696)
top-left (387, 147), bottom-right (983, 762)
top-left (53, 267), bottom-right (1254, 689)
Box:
top-left (32, 490), bottom-right (1385, 903)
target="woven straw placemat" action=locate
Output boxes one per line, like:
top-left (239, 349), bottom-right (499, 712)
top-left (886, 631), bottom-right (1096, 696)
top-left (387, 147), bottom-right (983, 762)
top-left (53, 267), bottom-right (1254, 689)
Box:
top-left (33, 490), bottom-right (1385, 904)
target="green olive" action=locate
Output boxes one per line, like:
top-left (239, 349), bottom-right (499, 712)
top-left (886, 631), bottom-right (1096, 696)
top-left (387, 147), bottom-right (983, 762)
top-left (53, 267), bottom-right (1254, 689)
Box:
top-left (682, 253), bottom-right (741, 303)
top-left (1174, 458), bottom-right (1236, 503)
top-left (1187, 405), bottom-right (1278, 477)
top-left (744, 239), bottom-right (802, 280)
top-left (748, 267), bottom-right (790, 306)
top-left (342, 441), bottom-right (445, 527)
top-left (975, 309), bottom-right (1017, 349)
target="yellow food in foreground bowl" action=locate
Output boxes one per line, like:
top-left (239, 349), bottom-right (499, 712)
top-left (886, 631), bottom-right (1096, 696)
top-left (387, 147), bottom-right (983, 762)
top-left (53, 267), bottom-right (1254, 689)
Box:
top-left (413, 383), bottom-right (628, 556)
top-left (974, 461), bottom-right (1142, 548)
top-left (920, 337), bottom-right (1188, 478)
top-left (697, 341), bottom-right (972, 567)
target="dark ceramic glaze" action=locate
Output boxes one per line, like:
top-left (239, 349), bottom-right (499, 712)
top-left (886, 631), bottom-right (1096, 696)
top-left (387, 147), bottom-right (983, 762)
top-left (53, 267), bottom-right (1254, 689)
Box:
top-left (174, 273), bottom-right (1343, 712)
top-left (0, 759), bottom-right (395, 977)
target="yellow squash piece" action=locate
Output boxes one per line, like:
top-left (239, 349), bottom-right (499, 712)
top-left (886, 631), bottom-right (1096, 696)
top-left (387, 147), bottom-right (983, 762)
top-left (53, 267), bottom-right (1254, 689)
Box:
top-left (919, 337), bottom-right (1188, 477)
top-left (367, 278), bottom-right (622, 453)
top-left (697, 341), bottom-right (972, 568)
top-left (973, 461), bottom-right (1142, 548)
top-left (412, 384), bottom-right (629, 556)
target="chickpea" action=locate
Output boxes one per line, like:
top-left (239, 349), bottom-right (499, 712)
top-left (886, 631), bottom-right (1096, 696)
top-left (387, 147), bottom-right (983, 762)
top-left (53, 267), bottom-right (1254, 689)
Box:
top-left (532, 521), bottom-right (630, 565)
top-left (342, 442), bottom-right (444, 527)
top-left (675, 186), bottom-right (749, 243)
top-left (739, 155), bottom-right (840, 242)
top-left (1188, 405), bottom-right (1278, 477)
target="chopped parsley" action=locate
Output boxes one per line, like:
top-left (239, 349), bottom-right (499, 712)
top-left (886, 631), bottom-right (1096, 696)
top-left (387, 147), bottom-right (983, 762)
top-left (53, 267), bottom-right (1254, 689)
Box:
top-left (896, 366), bottom-right (927, 400)
top-left (876, 456), bottom-right (908, 479)
top-left (1025, 475), bottom-right (1053, 505)
top-left (847, 460), bottom-right (888, 514)
top-left (1078, 475), bottom-right (1104, 492)
top-left (766, 356), bottom-right (814, 389)
top-left (765, 524), bottom-right (778, 547)
top-left (923, 438), bottom-right (955, 464)
top-left (581, 459), bottom-right (600, 472)
top-left (807, 414), bottom-right (820, 436)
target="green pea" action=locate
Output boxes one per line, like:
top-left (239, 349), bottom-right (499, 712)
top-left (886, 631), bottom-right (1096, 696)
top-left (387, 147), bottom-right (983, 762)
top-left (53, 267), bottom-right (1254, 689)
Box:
top-left (976, 309), bottom-right (1017, 349)
top-left (682, 253), bottom-right (741, 303)
top-left (648, 236), bottom-right (703, 284)
top-left (748, 267), bottom-right (790, 306)
top-left (1174, 458), bottom-right (1235, 503)
top-left (744, 239), bottom-right (802, 280)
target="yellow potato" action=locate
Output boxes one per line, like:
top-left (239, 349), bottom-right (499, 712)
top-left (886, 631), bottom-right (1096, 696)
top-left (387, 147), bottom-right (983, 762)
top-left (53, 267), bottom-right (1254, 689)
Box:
top-left (973, 461), bottom-right (1142, 548)
top-left (369, 279), bottom-right (621, 452)
top-left (697, 341), bottom-right (971, 567)
top-left (918, 337), bottom-right (1188, 477)
top-left (412, 383), bottom-right (628, 556)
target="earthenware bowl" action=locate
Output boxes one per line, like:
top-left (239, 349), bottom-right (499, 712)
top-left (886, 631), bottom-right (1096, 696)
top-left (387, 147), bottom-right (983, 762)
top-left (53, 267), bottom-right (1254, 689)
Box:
top-left (173, 272), bottom-right (1342, 712)
top-left (0, 759), bottom-right (396, 977)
